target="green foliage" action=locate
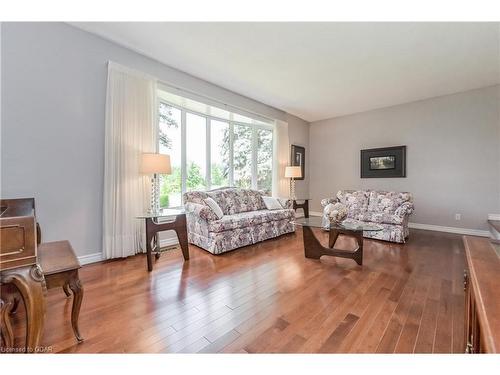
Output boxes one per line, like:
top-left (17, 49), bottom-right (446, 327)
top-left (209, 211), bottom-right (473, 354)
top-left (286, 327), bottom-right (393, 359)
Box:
top-left (158, 101), bottom-right (274, 205)
top-left (211, 163), bottom-right (227, 187)
top-left (159, 194), bottom-right (169, 208)
top-left (159, 103), bottom-right (178, 149)
top-left (159, 166), bottom-right (181, 208)
top-left (186, 162), bottom-right (206, 190)
top-left (221, 125), bottom-right (273, 190)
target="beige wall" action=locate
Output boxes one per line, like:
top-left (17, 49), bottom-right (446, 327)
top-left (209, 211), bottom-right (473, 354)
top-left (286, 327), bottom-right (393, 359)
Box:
top-left (309, 85), bottom-right (500, 231)
top-left (287, 114), bottom-right (310, 198)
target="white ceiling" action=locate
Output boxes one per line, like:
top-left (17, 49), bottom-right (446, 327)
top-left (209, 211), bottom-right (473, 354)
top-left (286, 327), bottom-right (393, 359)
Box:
top-left (71, 22), bottom-right (500, 122)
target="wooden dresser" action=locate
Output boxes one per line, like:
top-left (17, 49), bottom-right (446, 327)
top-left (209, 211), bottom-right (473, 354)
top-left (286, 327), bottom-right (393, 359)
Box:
top-left (0, 198), bottom-right (46, 352)
top-left (463, 236), bottom-right (500, 353)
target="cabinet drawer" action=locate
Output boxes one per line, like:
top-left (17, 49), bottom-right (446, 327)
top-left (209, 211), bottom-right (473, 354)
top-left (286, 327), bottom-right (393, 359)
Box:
top-left (0, 217), bottom-right (36, 270)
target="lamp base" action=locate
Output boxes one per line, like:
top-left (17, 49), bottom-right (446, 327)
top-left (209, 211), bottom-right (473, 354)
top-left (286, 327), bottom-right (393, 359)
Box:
top-left (289, 178), bottom-right (297, 201)
top-left (149, 174), bottom-right (160, 214)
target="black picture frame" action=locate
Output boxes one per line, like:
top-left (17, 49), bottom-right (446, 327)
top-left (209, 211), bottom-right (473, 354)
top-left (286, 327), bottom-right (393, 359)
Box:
top-left (360, 146), bottom-right (406, 178)
top-left (290, 145), bottom-right (305, 180)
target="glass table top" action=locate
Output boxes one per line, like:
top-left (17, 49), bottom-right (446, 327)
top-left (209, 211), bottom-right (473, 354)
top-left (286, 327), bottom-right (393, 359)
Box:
top-left (294, 216), bottom-right (383, 232)
top-left (136, 208), bottom-right (185, 219)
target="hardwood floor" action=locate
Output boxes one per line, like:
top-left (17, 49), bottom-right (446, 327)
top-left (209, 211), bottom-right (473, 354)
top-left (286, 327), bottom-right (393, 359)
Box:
top-left (6, 227), bottom-right (466, 353)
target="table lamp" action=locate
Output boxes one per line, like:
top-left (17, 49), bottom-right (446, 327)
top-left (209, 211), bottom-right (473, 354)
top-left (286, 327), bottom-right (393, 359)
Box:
top-left (285, 166), bottom-right (302, 200)
top-left (141, 153), bottom-right (171, 214)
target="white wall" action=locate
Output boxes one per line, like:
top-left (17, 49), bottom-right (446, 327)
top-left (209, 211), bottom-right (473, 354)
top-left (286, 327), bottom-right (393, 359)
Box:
top-left (1, 22), bottom-right (310, 257)
top-left (309, 86), bottom-right (500, 231)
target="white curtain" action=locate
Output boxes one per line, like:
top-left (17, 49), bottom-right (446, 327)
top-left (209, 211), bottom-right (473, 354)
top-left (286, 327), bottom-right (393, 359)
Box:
top-left (103, 62), bottom-right (157, 259)
top-left (272, 120), bottom-right (290, 198)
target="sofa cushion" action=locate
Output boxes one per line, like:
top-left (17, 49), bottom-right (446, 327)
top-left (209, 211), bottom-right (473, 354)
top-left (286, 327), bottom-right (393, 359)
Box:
top-left (367, 191), bottom-right (413, 214)
top-left (207, 188), bottom-right (267, 215)
top-left (204, 197), bottom-right (224, 219)
top-left (357, 211), bottom-right (404, 225)
top-left (336, 190), bottom-right (370, 218)
top-left (208, 209), bottom-right (294, 233)
top-left (262, 196), bottom-right (284, 210)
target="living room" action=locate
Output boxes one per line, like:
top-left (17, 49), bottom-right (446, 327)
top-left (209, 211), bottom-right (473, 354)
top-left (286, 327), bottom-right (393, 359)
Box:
top-left (1, 1), bottom-right (499, 372)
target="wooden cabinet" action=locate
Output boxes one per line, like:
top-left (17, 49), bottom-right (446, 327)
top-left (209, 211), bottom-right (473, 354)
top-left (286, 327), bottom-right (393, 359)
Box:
top-left (463, 236), bottom-right (500, 353)
top-left (0, 198), bottom-right (37, 271)
top-left (0, 198), bottom-right (46, 352)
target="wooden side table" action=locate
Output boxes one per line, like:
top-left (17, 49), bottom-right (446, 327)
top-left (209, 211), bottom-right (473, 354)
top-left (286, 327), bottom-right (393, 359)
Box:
top-left (292, 199), bottom-right (310, 218)
top-left (138, 209), bottom-right (189, 272)
top-left (38, 240), bottom-right (84, 343)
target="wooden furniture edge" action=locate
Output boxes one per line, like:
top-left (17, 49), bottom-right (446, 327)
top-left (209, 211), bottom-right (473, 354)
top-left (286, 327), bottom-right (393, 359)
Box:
top-left (463, 235), bottom-right (499, 353)
top-left (487, 219), bottom-right (500, 233)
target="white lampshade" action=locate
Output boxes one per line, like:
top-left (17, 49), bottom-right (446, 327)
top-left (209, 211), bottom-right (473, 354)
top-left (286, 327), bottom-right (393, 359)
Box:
top-left (285, 166), bottom-right (302, 178)
top-left (141, 153), bottom-right (171, 174)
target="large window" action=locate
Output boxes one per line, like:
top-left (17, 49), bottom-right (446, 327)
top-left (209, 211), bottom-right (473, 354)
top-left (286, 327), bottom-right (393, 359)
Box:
top-left (157, 90), bottom-right (274, 208)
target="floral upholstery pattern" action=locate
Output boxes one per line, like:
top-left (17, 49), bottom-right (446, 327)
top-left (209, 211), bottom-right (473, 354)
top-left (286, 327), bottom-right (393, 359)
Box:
top-left (206, 188), bottom-right (267, 215)
top-left (208, 209), bottom-right (294, 233)
top-left (184, 187), bottom-right (295, 254)
top-left (336, 190), bottom-right (370, 219)
top-left (322, 190), bottom-right (414, 243)
top-left (185, 202), bottom-right (218, 221)
top-left (367, 191), bottom-right (413, 214)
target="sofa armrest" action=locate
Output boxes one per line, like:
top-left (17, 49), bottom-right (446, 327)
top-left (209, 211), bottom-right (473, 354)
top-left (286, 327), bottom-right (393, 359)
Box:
top-left (277, 198), bottom-right (293, 209)
top-left (395, 202), bottom-right (414, 219)
top-left (185, 202), bottom-right (218, 221)
top-left (321, 197), bottom-right (338, 208)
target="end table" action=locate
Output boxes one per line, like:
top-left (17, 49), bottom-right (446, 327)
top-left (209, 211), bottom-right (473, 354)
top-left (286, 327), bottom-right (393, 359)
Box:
top-left (292, 198), bottom-right (310, 218)
top-left (137, 208), bottom-right (189, 272)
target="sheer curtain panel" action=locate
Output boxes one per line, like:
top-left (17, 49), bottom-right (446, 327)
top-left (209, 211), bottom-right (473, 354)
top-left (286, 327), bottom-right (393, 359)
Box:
top-left (272, 120), bottom-right (290, 198)
top-left (103, 62), bottom-right (157, 259)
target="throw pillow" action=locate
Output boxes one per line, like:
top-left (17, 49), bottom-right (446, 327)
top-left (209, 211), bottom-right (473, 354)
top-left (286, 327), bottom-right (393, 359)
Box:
top-left (262, 196), bottom-right (284, 210)
top-left (203, 197), bottom-right (224, 219)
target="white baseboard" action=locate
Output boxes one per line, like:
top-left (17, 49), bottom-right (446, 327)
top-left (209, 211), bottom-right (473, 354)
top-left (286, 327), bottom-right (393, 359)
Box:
top-left (77, 238), bottom-right (179, 266)
top-left (307, 212), bottom-right (489, 237)
top-left (78, 252), bottom-right (104, 265)
top-left (488, 213), bottom-right (500, 221)
top-left (408, 222), bottom-right (489, 237)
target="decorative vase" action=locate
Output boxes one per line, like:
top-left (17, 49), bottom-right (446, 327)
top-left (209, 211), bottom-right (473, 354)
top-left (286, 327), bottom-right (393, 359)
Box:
top-left (324, 202), bottom-right (348, 224)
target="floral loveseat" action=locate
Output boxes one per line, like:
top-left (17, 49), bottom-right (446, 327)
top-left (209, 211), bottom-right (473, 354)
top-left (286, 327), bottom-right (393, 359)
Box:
top-left (321, 190), bottom-right (414, 243)
top-left (184, 188), bottom-right (295, 254)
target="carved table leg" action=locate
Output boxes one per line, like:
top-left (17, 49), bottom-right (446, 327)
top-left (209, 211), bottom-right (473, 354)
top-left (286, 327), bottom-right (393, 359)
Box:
top-left (1, 264), bottom-right (47, 352)
top-left (0, 298), bottom-right (14, 348)
top-left (63, 283), bottom-right (72, 297)
top-left (68, 272), bottom-right (84, 343)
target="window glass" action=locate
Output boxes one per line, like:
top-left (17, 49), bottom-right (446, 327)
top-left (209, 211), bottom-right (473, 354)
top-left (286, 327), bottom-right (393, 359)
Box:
top-left (157, 94), bottom-right (274, 200)
top-left (233, 124), bottom-right (252, 189)
top-left (257, 128), bottom-right (273, 191)
top-left (210, 120), bottom-right (230, 189)
top-left (186, 112), bottom-right (207, 191)
top-left (158, 103), bottom-right (182, 208)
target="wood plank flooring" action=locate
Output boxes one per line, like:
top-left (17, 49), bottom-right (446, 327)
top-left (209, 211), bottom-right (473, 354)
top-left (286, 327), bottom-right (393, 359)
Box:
top-left (6, 227), bottom-right (466, 353)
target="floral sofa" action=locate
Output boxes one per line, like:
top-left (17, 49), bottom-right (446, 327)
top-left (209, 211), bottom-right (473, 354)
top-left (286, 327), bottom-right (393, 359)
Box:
top-left (184, 188), bottom-right (295, 254)
top-left (321, 190), bottom-right (414, 243)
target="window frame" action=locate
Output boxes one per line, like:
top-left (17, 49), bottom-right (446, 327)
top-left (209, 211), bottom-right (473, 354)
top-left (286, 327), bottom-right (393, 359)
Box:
top-left (157, 98), bottom-right (274, 207)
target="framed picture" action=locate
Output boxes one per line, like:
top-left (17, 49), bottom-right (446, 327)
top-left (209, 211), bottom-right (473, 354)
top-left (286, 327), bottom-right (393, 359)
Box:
top-left (290, 145), bottom-right (305, 180)
top-left (361, 146), bottom-right (406, 178)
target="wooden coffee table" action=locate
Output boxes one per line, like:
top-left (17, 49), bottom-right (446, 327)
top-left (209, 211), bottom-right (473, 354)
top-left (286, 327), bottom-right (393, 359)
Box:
top-left (294, 216), bottom-right (383, 266)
